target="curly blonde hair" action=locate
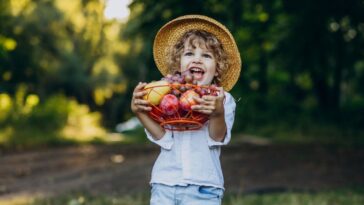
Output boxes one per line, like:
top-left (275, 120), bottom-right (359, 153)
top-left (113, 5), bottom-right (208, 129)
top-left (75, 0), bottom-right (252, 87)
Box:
top-left (168, 29), bottom-right (228, 86)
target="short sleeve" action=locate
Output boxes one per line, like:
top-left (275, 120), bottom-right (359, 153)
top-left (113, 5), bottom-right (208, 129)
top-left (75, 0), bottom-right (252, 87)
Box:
top-left (207, 92), bottom-right (236, 147)
top-left (145, 129), bottom-right (174, 150)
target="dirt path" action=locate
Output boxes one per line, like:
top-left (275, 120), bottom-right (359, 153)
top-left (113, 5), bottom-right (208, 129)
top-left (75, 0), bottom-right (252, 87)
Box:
top-left (1, 143), bottom-right (364, 201)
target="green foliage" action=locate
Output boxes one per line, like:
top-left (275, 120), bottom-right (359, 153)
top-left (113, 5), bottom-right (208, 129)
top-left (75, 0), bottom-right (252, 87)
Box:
top-left (1, 0), bottom-right (364, 145)
top-left (121, 0), bottom-right (364, 141)
top-left (0, 89), bottom-right (106, 149)
top-left (0, 93), bottom-right (68, 149)
top-left (0, 0), bottom-right (128, 127)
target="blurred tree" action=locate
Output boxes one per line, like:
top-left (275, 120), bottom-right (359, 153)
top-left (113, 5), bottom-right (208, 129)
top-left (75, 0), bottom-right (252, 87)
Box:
top-left (1, 0), bottom-right (363, 136)
top-left (0, 0), bottom-right (15, 91)
top-left (0, 0), bottom-right (127, 126)
top-left (280, 0), bottom-right (364, 113)
top-left (121, 0), bottom-right (364, 132)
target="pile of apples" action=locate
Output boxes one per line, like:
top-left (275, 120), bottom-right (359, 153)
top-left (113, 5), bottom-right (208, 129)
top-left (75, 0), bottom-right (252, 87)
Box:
top-left (143, 71), bottom-right (217, 117)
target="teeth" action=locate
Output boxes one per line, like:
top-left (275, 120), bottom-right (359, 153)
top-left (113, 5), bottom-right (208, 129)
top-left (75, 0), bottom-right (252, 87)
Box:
top-left (190, 67), bottom-right (204, 73)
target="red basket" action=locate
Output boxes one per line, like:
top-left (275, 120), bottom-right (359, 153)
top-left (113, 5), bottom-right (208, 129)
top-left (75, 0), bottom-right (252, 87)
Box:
top-left (143, 83), bottom-right (218, 131)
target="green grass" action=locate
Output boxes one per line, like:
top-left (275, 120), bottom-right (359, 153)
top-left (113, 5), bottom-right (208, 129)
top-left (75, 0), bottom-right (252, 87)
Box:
top-left (31, 194), bottom-right (148, 205)
top-left (225, 190), bottom-right (364, 205)
top-left (24, 189), bottom-right (364, 205)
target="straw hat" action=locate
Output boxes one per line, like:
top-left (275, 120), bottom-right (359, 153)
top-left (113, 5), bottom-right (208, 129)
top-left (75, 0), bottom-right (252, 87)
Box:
top-left (153, 15), bottom-right (241, 91)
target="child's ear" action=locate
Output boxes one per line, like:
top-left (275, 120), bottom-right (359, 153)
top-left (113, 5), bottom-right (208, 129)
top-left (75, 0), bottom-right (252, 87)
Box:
top-left (214, 72), bottom-right (218, 77)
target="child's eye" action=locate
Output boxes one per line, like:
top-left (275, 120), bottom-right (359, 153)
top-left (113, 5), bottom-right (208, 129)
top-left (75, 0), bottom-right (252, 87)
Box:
top-left (203, 53), bottom-right (212, 58)
top-left (184, 52), bottom-right (193, 56)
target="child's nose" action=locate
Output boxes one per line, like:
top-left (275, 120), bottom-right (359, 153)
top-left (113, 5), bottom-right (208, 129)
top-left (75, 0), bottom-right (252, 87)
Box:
top-left (192, 55), bottom-right (202, 63)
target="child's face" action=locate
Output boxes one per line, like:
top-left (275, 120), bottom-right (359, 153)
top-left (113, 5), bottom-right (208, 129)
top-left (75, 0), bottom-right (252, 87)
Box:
top-left (180, 41), bottom-right (217, 86)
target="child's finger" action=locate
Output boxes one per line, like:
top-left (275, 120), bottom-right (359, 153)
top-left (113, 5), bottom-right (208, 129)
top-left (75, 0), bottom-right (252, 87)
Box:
top-left (136, 104), bottom-right (152, 112)
top-left (133, 90), bottom-right (149, 98)
top-left (193, 96), bottom-right (204, 104)
top-left (217, 87), bottom-right (225, 97)
top-left (202, 95), bottom-right (216, 101)
top-left (134, 82), bottom-right (147, 92)
top-left (191, 105), bottom-right (202, 110)
top-left (141, 106), bottom-right (152, 111)
top-left (191, 108), bottom-right (212, 115)
top-left (191, 104), bottom-right (215, 111)
top-left (134, 99), bottom-right (150, 105)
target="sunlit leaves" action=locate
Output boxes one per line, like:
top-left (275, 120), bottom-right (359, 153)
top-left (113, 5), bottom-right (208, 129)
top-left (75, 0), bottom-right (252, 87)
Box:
top-left (0, 36), bottom-right (17, 51)
top-left (9, 0), bottom-right (32, 16)
top-left (2, 71), bottom-right (12, 81)
top-left (0, 93), bottom-right (12, 119)
top-left (62, 99), bottom-right (106, 141)
top-left (0, 0), bottom-right (133, 132)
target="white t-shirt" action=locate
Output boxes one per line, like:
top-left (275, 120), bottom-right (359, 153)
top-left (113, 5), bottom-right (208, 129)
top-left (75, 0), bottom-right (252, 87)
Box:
top-left (145, 92), bottom-right (236, 189)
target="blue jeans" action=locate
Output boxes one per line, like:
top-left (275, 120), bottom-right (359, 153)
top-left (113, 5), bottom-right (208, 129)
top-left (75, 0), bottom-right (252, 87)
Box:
top-left (150, 183), bottom-right (224, 205)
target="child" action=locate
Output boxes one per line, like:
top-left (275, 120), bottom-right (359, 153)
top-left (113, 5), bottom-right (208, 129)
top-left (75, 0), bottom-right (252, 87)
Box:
top-left (131, 15), bottom-right (241, 205)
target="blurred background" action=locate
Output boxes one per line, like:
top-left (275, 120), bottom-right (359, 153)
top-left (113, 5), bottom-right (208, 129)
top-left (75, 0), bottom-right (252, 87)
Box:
top-left (1, 0), bottom-right (364, 204)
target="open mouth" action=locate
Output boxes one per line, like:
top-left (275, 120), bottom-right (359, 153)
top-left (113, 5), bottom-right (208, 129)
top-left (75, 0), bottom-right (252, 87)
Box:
top-left (189, 67), bottom-right (205, 80)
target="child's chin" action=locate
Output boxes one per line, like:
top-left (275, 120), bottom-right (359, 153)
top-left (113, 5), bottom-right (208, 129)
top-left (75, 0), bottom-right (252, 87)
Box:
top-left (198, 79), bottom-right (213, 86)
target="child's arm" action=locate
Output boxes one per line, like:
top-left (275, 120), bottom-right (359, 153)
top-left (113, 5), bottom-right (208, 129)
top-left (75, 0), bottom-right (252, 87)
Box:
top-left (131, 82), bottom-right (166, 140)
top-left (192, 87), bottom-right (227, 142)
top-left (208, 110), bottom-right (227, 142)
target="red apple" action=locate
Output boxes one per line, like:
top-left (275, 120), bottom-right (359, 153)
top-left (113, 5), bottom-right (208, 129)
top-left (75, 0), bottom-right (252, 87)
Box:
top-left (179, 90), bottom-right (199, 111)
top-left (159, 94), bottom-right (179, 115)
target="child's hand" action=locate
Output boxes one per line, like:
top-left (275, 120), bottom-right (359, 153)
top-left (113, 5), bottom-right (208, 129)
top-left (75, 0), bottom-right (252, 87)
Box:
top-left (191, 87), bottom-right (225, 117)
top-left (131, 82), bottom-right (152, 114)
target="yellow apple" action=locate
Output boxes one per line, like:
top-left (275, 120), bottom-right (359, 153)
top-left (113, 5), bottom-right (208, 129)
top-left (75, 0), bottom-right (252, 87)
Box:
top-left (143, 80), bottom-right (171, 105)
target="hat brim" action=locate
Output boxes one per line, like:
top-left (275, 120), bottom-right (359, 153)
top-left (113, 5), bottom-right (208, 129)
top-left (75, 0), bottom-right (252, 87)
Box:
top-left (153, 15), bottom-right (242, 91)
